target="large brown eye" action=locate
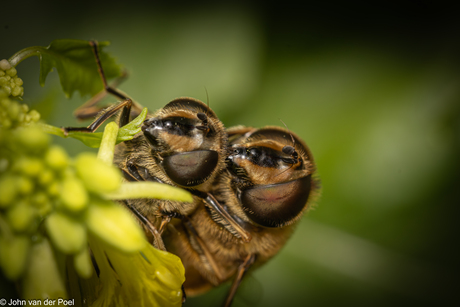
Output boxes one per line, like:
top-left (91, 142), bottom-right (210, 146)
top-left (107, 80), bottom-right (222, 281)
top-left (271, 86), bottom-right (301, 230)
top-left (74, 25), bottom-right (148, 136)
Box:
top-left (240, 175), bottom-right (311, 227)
top-left (162, 150), bottom-right (219, 187)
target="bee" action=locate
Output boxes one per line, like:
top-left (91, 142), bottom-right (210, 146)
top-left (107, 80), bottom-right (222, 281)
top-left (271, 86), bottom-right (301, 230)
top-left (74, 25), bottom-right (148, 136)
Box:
top-left (162, 125), bottom-right (318, 306)
top-left (68, 41), bottom-right (319, 307)
top-left (113, 97), bottom-right (250, 247)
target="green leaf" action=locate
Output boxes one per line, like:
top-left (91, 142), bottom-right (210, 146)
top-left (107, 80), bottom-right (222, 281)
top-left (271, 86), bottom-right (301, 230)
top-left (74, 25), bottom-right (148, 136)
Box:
top-left (9, 39), bottom-right (122, 98)
top-left (117, 107), bottom-right (148, 139)
top-left (66, 131), bottom-right (106, 148)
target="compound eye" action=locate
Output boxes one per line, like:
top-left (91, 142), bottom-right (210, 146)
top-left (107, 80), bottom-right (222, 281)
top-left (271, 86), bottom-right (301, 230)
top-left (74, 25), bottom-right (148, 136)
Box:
top-left (240, 175), bottom-right (311, 228)
top-left (162, 150), bottom-right (219, 187)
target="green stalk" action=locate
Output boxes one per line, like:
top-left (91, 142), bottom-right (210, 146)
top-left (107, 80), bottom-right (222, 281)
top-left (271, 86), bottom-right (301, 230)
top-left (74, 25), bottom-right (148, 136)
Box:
top-left (8, 46), bottom-right (44, 67)
top-left (97, 122), bottom-right (119, 165)
top-left (104, 182), bottom-right (193, 202)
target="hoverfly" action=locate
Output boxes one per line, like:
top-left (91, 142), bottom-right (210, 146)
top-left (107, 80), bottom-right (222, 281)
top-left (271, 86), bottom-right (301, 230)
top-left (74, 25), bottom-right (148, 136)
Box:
top-left (66, 41), bottom-right (319, 307)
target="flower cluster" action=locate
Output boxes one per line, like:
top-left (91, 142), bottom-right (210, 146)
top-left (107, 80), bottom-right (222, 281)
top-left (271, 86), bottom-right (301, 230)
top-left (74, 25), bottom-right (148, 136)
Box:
top-left (0, 59), bottom-right (24, 98)
top-left (0, 120), bottom-right (150, 279)
top-left (1, 42), bottom-right (187, 306)
top-left (0, 97), bottom-right (50, 280)
top-left (0, 125), bottom-right (104, 281)
top-left (0, 90), bottom-right (39, 129)
top-left (0, 99), bottom-right (185, 306)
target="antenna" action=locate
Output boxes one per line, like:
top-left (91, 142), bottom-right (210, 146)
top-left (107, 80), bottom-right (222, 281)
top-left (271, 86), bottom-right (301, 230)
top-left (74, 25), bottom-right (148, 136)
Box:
top-left (196, 87), bottom-right (210, 133)
top-left (204, 86), bottom-right (210, 111)
top-left (279, 118), bottom-right (296, 147)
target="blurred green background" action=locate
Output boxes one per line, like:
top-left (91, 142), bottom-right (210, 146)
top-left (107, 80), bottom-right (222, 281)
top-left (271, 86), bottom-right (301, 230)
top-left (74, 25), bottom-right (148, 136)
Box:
top-left (2, 2), bottom-right (459, 306)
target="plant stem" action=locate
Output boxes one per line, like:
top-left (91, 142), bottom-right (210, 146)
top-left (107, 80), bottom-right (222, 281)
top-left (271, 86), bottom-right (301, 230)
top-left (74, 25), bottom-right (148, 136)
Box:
top-left (97, 122), bottom-right (119, 165)
top-left (8, 46), bottom-right (44, 67)
top-left (104, 182), bottom-right (193, 202)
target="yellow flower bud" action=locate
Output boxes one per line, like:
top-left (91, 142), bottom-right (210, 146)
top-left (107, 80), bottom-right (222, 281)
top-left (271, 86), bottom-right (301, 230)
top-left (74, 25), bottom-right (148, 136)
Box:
top-left (85, 198), bottom-right (145, 252)
top-left (45, 212), bottom-right (86, 254)
top-left (59, 176), bottom-right (88, 212)
top-left (0, 235), bottom-right (30, 280)
top-left (45, 146), bottom-right (68, 170)
top-left (75, 153), bottom-right (121, 193)
top-left (6, 201), bottom-right (37, 232)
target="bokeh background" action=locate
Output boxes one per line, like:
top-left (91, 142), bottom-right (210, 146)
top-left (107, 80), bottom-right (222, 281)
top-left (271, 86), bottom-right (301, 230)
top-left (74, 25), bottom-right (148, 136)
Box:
top-left (2, 1), bottom-right (459, 306)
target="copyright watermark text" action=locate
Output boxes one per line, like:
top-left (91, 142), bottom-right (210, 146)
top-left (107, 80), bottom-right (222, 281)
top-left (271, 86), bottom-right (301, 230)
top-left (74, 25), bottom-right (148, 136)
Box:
top-left (0, 298), bottom-right (74, 306)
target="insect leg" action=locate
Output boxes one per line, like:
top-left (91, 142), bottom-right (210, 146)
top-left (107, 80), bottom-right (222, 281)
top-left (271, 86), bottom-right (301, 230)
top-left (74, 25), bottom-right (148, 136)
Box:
top-left (121, 163), bottom-right (144, 182)
top-left (68, 40), bottom-right (131, 131)
top-left (223, 254), bottom-right (256, 307)
top-left (63, 40), bottom-right (145, 134)
top-left (182, 218), bottom-right (224, 284)
top-left (158, 216), bottom-right (172, 234)
top-left (118, 160), bottom-right (168, 249)
top-left (121, 160), bottom-right (165, 183)
top-left (74, 70), bottom-right (129, 121)
top-left (62, 98), bottom-right (133, 134)
top-left (89, 40), bottom-right (128, 101)
top-left (120, 159), bottom-right (181, 249)
top-left (124, 202), bottom-right (166, 251)
top-left (90, 41), bottom-right (144, 115)
top-left (203, 193), bottom-right (252, 243)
